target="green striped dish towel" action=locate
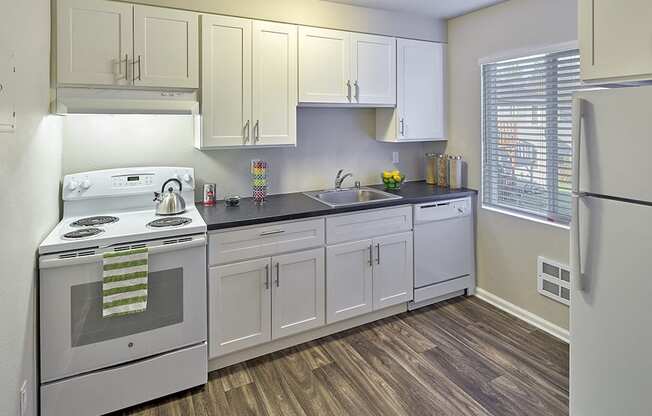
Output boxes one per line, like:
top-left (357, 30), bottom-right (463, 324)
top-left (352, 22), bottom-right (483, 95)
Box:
top-left (103, 248), bottom-right (148, 318)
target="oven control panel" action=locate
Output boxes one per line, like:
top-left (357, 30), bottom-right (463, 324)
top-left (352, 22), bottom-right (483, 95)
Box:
top-left (111, 174), bottom-right (154, 188)
top-left (63, 167), bottom-right (195, 201)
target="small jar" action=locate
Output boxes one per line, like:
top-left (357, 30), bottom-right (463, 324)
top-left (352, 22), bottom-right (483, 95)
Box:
top-left (448, 155), bottom-right (463, 189)
top-left (425, 153), bottom-right (438, 185)
top-left (436, 154), bottom-right (448, 187)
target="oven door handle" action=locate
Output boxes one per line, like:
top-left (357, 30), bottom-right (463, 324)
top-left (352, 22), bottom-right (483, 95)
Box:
top-left (39, 235), bottom-right (206, 269)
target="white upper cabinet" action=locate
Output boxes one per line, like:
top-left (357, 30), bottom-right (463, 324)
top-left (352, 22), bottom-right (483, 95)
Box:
top-left (133, 5), bottom-right (198, 88)
top-left (299, 27), bottom-right (395, 106)
top-left (252, 21), bottom-right (298, 146)
top-left (271, 248), bottom-right (325, 339)
top-left (57, 0), bottom-right (133, 86)
top-left (580, 0), bottom-right (652, 82)
top-left (200, 15), bottom-right (252, 148)
top-left (199, 16), bottom-right (297, 148)
top-left (56, 0), bottom-right (198, 88)
top-left (376, 39), bottom-right (446, 142)
top-left (350, 34), bottom-right (396, 105)
top-left (298, 27), bottom-right (351, 104)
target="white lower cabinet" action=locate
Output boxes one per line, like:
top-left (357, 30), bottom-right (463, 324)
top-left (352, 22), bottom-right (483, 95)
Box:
top-left (326, 240), bottom-right (374, 323)
top-left (271, 248), bottom-right (325, 339)
top-left (209, 258), bottom-right (271, 358)
top-left (209, 247), bottom-right (325, 358)
top-left (372, 232), bottom-right (414, 309)
top-left (208, 208), bottom-right (414, 359)
top-left (326, 229), bottom-right (414, 324)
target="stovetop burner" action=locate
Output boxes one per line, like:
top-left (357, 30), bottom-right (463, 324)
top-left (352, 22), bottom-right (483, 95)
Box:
top-left (63, 228), bottom-right (105, 239)
top-left (147, 217), bottom-right (192, 228)
top-left (71, 216), bottom-right (119, 227)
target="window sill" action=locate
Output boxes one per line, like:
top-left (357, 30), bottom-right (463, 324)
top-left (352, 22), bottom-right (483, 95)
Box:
top-left (481, 204), bottom-right (570, 230)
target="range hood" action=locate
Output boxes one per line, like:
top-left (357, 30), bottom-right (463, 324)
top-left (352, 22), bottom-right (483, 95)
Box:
top-left (52, 87), bottom-right (199, 115)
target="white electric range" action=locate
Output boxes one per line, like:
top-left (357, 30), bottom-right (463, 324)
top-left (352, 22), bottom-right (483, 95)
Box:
top-left (38, 167), bottom-right (208, 416)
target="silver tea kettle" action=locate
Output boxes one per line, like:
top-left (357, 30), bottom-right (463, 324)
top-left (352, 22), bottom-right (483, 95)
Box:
top-left (153, 178), bottom-right (186, 215)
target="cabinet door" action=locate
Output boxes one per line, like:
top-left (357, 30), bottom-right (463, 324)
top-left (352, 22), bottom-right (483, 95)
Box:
top-left (350, 34), bottom-right (396, 105)
top-left (298, 27), bottom-right (351, 104)
top-left (397, 39), bottom-right (445, 140)
top-left (57, 0), bottom-right (133, 85)
top-left (133, 6), bottom-right (198, 88)
top-left (271, 248), bottom-right (325, 339)
top-left (201, 15), bottom-right (252, 147)
top-left (580, 0), bottom-right (652, 82)
top-left (326, 240), bottom-right (373, 324)
top-left (252, 21), bottom-right (298, 146)
top-left (208, 258), bottom-right (271, 358)
top-left (372, 232), bottom-right (413, 310)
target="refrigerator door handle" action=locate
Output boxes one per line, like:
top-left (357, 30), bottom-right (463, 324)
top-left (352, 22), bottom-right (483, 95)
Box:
top-left (571, 97), bottom-right (585, 292)
top-left (571, 194), bottom-right (583, 292)
top-left (572, 97), bottom-right (584, 195)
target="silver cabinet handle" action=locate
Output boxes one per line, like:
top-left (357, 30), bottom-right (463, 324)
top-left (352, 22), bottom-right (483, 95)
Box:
top-left (376, 243), bottom-right (381, 265)
top-left (346, 80), bottom-right (352, 101)
top-left (399, 118), bottom-right (405, 136)
top-left (254, 120), bottom-right (260, 143)
top-left (354, 80), bottom-right (359, 101)
top-left (368, 244), bottom-right (373, 267)
top-left (243, 120), bottom-right (250, 144)
top-left (265, 264), bottom-right (270, 289)
top-left (275, 263), bottom-right (280, 287)
top-left (124, 54), bottom-right (129, 80)
top-left (137, 55), bottom-right (142, 81)
top-left (260, 229), bottom-right (284, 236)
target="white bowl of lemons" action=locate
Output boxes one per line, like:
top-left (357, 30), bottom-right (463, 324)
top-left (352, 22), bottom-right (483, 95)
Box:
top-left (381, 170), bottom-right (405, 190)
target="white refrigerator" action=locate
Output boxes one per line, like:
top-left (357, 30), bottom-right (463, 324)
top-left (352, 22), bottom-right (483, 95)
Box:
top-left (571, 85), bottom-right (652, 416)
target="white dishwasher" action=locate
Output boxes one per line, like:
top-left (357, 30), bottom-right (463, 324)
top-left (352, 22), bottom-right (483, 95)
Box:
top-left (409, 197), bottom-right (476, 310)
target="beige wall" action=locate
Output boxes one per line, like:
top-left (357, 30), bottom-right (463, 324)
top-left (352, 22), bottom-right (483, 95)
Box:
top-left (446, 0), bottom-right (577, 329)
top-left (119, 0), bottom-right (447, 42)
top-left (0, 0), bottom-right (62, 415)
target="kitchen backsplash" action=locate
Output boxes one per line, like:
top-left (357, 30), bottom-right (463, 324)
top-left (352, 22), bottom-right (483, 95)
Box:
top-left (63, 108), bottom-right (445, 200)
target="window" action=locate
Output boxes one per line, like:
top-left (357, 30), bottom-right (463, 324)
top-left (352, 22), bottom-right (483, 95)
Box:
top-left (481, 47), bottom-right (589, 226)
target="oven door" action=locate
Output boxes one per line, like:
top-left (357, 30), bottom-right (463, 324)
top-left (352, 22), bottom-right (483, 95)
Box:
top-left (39, 234), bottom-right (207, 383)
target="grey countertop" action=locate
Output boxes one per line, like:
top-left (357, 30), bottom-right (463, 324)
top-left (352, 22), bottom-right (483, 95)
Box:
top-left (197, 181), bottom-right (477, 231)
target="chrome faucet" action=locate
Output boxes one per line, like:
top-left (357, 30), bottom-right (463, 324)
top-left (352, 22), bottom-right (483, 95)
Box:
top-left (334, 169), bottom-right (353, 190)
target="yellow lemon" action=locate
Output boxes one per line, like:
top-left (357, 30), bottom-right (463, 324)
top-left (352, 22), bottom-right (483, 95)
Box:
top-left (383, 171), bottom-right (391, 178)
top-left (393, 175), bottom-right (402, 182)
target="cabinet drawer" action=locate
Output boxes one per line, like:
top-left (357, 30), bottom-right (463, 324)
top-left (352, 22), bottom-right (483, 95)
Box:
top-left (326, 206), bottom-right (412, 244)
top-left (209, 218), bottom-right (325, 265)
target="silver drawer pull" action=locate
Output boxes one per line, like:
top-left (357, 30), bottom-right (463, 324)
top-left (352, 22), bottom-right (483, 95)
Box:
top-left (368, 244), bottom-right (373, 267)
top-left (376, 243), bottom-right (381, 265)
top-left (275, 262), bottom-right (280, 287)
top-left (260, 229), bottom-right (285, 236)
top-left (265, 264), bottom-right (270, 289)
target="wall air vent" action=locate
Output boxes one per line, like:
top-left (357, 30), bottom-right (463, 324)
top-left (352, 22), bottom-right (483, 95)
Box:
top-left (537, 256), bottom-right (570, 305)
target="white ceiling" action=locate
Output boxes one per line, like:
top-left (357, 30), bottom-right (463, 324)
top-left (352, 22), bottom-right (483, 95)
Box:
top-left (323, 0), bottom-right (505, 19)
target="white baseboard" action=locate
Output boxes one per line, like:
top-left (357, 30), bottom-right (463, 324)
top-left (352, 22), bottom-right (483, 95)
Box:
top-left (474, 288), bottom-right (569, 343)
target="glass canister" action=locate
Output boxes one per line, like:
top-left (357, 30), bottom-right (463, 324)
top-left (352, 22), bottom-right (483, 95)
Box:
top-left (251, 159), bottom-right (268, 204)
top-left (436, 154), bottom-right (448, 187)
top-left (449, 155), bottom-right (463, 189)
top-left (425, 153), bottom-right (438, 185)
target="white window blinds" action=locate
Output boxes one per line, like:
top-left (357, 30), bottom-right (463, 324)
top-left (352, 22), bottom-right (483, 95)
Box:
top-left (482, 48), bottom-right (588, 226)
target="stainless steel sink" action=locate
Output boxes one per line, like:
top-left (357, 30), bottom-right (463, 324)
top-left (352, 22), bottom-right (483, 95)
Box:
top-left (303, 187), bottom-right (402, 208)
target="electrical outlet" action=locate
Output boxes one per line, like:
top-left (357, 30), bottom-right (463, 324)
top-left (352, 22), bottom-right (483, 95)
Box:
top-left (19, 380), bottom-right (27, 416)
top-left (392, 151), bottom-right (399, 164)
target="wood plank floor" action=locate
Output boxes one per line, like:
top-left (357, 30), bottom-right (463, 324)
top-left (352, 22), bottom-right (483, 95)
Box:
top-left (115, 296), bottom-right (569, 416)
